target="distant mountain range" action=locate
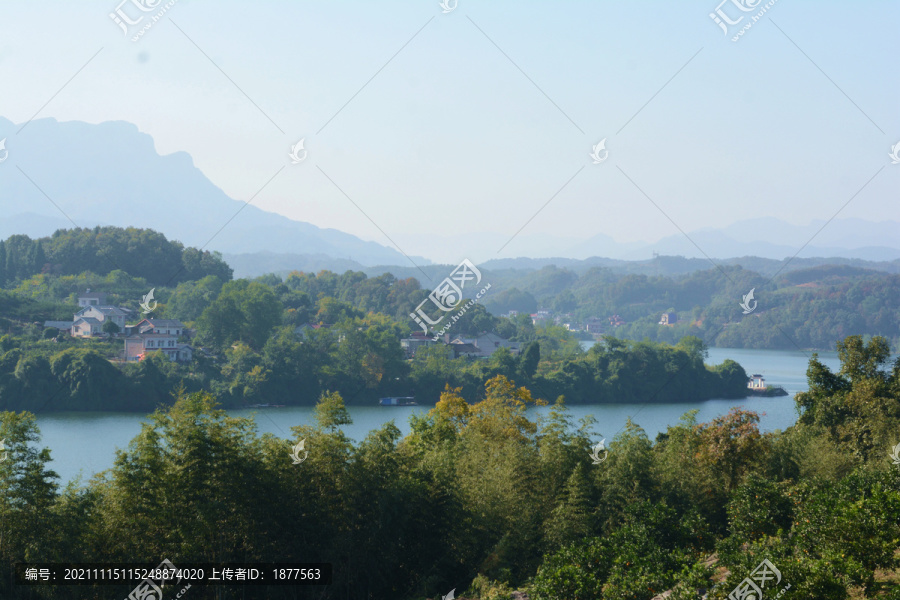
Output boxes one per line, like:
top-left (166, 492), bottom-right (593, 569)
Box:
top-left (1, 116), bottom-right (897, 277)
top-left (0, 116), bottom-right (427, 268)
top-left (398, 219), bottom-right (900, 264)
top-left (222, 252), bottom-right (900, 281)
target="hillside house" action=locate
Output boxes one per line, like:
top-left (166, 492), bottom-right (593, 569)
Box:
top-left (44, 320), bottom-right (74, 334)
top-left (659, 312), bottom-right (678, 326)
top-left (531, 310), bottom-right (552, 326)
top-left (584, 317), bottom-right (605, 334)
top-left (401, 331), bottom-right (450, 358)
top-left (449, 342), bottom-right (480, 358)
top-left (135, 318), bottom-right (186, 337)
top-left (72, 317), bottom-right (103, 337)
top-left (124, 334), bottom-right (193, 362)
top-left (72, 305), bottom-right (131, 334)
top-left (451, 332), bottom-right (520, 358)
top-left (77, 289), bottom-right (108, 308)
top-left (120, 318), bottom-right (192, 362)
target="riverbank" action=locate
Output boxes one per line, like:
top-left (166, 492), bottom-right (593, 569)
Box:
top-left (31, 347), bottom-right (839, 485)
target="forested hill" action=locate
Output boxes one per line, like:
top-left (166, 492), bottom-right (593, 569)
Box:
top-left (0, 227), bottom-right (232, 285)
top-left (476, 263), bottom-right (900, 351)
top-left (0, 226), bottom-right (894, 413)
top-left (0, 231), bottom-right (747, 412)
top-left (233, 255), bottom-right (900, 352)
top-left (3, 227), bottom-right (898, 351)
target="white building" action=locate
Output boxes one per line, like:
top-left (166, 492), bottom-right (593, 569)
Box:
top-left (124, 334), bottom-right (192, 362)
top-left (72, 305), bottom-right (131, 334)
top-left (135, 318), bottom-right (186, 337)
top-left (77, 289), bottom-right (108, 308)
top-left (71, 317), bottom-right (103, 337)
top-left (748, 374), bottom-right (766, 389)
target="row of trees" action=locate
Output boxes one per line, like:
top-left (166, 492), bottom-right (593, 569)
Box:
top-left (0, 323), bottom-right (746, 413)
top-left (1, 336), bottom-right (898, 599)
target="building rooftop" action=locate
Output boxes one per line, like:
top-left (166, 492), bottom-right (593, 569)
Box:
top-left (76, 305), bottom-right (129, 316)
top-left (140, 318), bottom-right (185, 327)
top-left (78, 289), bottom-right (107, 299)
top-left (44, 320), bottom-right (74, 329)
top-left (74, 317), bottom-right (102, 325)
top-left (126, 333), bottom-right (178, 339)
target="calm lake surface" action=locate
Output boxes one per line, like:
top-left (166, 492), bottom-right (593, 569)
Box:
top-left (34, 346), bottom-right (842, 486)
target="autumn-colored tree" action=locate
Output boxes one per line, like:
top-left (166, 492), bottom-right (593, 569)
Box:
top-left (694, 408), bottom-right (766, 493)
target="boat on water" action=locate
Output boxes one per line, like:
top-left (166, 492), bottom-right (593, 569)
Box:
top-left (379, 396), bottom-right (417, 407)
top-left (245, 403), bottom-right (287, 408)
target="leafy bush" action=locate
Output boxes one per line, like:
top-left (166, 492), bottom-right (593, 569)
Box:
top-left (531, 538), bottom-right (614, 600)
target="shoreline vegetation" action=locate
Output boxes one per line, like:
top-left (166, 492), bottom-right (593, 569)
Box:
top-left (0, 227), bottom-right (890, 415)
top-left (0, 329), bottom-right (751, 413)
top-left (746, 385), bottom-right (789, 397)
top-left (1, 335), bottom-right (898, 599)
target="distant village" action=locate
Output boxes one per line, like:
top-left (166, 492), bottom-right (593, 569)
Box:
top-left (40, 291), bottom-right (777, 394)
top-left (396, 309), bottom-right (680, 359)
top-left (503, 308), bottom-right (679, 333)
top-left (508, 309), bottom-right (644, 334)
top-left (43, 289), bottom-right (193, 363)
top-left (41, 291), bottom-right (664, 364)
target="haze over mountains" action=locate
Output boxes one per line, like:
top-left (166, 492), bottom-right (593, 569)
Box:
top-left (2, 117), bottom-right (897, 275)
top-left (0, 117), bottom-right (425, 267)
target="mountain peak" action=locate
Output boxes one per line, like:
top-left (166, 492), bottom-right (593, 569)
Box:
top-left (0, 117), bottom-right (426, 267)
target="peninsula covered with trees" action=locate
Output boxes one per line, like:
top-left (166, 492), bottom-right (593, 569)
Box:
top-left (0, 228), bottom-right (751, 413)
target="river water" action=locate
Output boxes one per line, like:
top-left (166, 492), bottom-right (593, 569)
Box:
top-left (32, 346), bottom-right (842, 486)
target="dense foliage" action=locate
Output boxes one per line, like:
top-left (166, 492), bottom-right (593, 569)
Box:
top-left (0, 250), bottom-right (749, 412)
top-left (0, 227), bottom-right (232, 286)
top-left (1, 335), bottom-right (898, 599)
top-left (480, 264), bottom-right (900, 351)
top-left (0, 320), bottom-right (744, 412)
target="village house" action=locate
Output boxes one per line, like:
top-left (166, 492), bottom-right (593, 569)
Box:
top-left (43, 320), bottom-right (74, 335)
top-left (400, 331), bottom-right (450, 358)
top-left (451, 332), bottom-right (520, 358)
top-left (659, 312), bottom-right (678, 326)
top-left (71, 317), bottom-right (103, 337)
top-left (531, 310), bottom-right (552, 326)
top-left (584, 317), bottom-right (605, 334)
top-left (65, 290), bottom-right (195, 362)
top-left (72, 305), bottom-right (131, 334)
top-left (124, 334), bottom-right (193, 362)
top-left (449, 342), bottom-right (480, 358)
top-left (135, 318), bottom-right (186, 337)
top-left (77, 289), bottom-right (108, 308)
top-left (123, 317), bottom-right (192, 362)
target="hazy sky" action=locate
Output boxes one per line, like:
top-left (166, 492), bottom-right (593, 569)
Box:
top-left (0, 0), bottom-right (897, 264)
